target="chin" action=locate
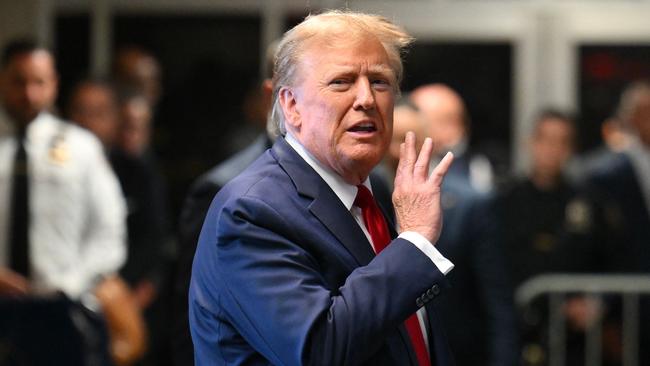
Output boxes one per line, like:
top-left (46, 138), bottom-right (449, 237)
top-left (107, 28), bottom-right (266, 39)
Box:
top-left (349, 152), bottom-right (383, 172)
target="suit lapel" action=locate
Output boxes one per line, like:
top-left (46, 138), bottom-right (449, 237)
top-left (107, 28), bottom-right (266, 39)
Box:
top-left (271, 138), bottom-right (375, 266)
top-left (272, 138), bottom-right (428, 364)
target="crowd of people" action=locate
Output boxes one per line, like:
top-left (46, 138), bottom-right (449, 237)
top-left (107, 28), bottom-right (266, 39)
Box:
top-left (0, 40), bottom-right (172, 365)
top-left (1, 9), bottom-right (649, 366)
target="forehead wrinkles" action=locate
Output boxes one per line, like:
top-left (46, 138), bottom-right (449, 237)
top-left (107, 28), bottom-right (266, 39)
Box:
top-left (294, 34), bottom-right (394, 83)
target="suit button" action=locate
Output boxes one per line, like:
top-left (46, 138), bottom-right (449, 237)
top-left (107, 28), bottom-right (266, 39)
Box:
top-left (426, 289), bottom-right (435, 300)
top-left (431, 284), bottom-right (440, 295)
top-left (416, 298), bottom-right (424, 307)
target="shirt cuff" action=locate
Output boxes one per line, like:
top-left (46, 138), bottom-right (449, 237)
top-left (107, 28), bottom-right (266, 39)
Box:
top-left (398, 231), bottom-right (455, 275)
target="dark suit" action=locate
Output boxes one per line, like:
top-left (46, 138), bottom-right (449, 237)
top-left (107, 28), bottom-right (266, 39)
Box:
top-left (173, 135), bottom-right (272, 365)
top-left (587, 152), bottom-right (650, 365)
top-left (434, 177), bottom-right (518, 366)
top-left (109, 149), bottom-right (175, 366)
top-left (587, 152), bottom-right (650, 273)
top-left (189, 137), bottom-right (454, 365)
top-left (109, 149), bottom-right (171, 288)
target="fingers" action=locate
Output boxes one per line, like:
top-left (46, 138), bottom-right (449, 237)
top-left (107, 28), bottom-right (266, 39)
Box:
top-left (413, 137), bottom-right (433, 181)
top-left (396, 131), bottom-right (416, 176)
top-left (428, 151), bottom-right (454, 185)
top-left (395, 132), bottom-right (453, 187)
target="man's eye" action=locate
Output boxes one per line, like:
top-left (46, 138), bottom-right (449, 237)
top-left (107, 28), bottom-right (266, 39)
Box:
top-left (371, 79), bottom-right (391, 89)
top-left (329, 79), bottom-right (352, 90)
top-left (330, 79), bottom-right (349, 85)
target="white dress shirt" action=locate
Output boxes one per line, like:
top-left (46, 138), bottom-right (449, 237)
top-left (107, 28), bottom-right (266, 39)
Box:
top-left (285, 133), bottom-right (454, 349)
top-left (0, 110), bottom-right (126, 298)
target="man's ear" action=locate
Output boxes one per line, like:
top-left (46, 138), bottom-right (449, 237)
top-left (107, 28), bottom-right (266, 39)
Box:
top-left (279, 86), bottom-right (301, 130)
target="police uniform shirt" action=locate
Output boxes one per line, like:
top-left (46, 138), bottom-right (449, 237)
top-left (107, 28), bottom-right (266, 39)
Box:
top-left (0, 110), bottom-right (126, 298)
top-left (498, 178), bottom-right (603, 288)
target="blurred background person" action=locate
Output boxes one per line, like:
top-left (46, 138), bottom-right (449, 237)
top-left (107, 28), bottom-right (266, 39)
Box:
top-left (111, 46), bottom-right (168, 207)
top-left (498, 109), bottom-right (624, 365)
top-left (112, 46), bottom-right (162, 111)
top-left (382, 96), bottom-right (518, 366)
top-left (67, 78), bottom-right (120, 150)
top-left (568, 114), bottom-right (633, 181)
top-left (67, 77), bottom-right (174, 366)
top-left (172, 42), bottom-right (277, 366)
top-left (600, 114), bottom-right (632, 153)
top-left (586, 81), bottom-right (650, 365)
top-left (118, 91), bottom-right (153, 158)
top-left (586, 81), bottom-right (650, 273)
top-left (411, 83), bottom-right (494, 193)
top-left (383, 96), bottom-right (428, 181)
top-left (0, 39), bottom-right (127, 364)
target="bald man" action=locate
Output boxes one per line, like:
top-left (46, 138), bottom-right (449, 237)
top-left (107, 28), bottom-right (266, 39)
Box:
top-left (385, 98), bottom-right (428, 177)
top-left (411, 84), bottom-right (494, 192)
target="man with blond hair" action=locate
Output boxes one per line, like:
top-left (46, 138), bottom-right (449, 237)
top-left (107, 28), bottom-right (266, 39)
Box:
top-left (190, 11), bottom-right (455, 365)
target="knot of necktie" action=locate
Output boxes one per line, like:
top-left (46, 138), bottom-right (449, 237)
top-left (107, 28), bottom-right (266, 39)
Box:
top-left (353, 184), bottom-right (374, 210)
top-left (354, 185), bottom-right (391, 253)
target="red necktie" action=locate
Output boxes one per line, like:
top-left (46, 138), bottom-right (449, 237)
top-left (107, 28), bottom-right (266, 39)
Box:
top-left (354, 185), bottom-right (431, 366)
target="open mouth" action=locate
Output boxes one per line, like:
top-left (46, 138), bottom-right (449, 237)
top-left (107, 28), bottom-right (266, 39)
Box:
top-left (347, 122), bottom-right (377, 133)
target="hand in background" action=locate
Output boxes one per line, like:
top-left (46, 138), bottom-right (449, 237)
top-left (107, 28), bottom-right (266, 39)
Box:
top-left (133, 279), bottom-right (157, 310)
top-left (0, 267), bottom-right (29, 297)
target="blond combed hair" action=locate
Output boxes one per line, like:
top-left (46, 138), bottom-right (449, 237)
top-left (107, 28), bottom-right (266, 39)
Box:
top-left (268, 10), bottom-right (414, 137)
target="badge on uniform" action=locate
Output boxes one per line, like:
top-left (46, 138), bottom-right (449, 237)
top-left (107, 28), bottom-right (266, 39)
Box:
top-left (533, 232), bottom-right (556, 252)
top-left (565, 198), bottom-right (592, 234)
top-left (49, 135), bottom-right (70, 165)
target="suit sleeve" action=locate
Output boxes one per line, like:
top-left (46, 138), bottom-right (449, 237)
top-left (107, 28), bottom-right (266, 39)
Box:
top-left (190, 194), bottom-right (448, 366)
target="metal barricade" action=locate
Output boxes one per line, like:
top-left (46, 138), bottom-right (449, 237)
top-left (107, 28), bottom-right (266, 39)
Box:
top-left (516, 274), bottom-right (650, 366)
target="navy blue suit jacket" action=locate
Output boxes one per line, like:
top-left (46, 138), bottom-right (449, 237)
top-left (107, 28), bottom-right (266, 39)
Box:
top-left (189, 138), bottom-right (454, 365)
top-left (586, 151), bottom-right (650, 364)
top-left (434, 177), bottom-right (517, 366)
top-left (587, 152), bottom-right (650, 273)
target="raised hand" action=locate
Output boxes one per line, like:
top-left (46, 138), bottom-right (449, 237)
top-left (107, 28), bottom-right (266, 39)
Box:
top-left (392, 131), bottom-right (454, 243)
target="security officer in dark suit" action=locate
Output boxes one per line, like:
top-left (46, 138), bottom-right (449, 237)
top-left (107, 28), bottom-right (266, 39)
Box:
top-left (586, 81), bottom-right (650, 365)
top-left (498, 109), bottom-right (624, 365)
top-left (436, 175), bottom-right (518, 366)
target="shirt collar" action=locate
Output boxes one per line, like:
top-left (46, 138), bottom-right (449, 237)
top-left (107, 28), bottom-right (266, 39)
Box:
top-left (285, 132), bottom-right (371, 210)
top-left (626, 136), bottom-right (650, 158)
top-left (0, 107), bottom-right (48, 139)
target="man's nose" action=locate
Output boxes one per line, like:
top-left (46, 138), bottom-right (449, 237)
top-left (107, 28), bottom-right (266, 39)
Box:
top-left (352, 78), bottom-right (376, 110)
top-left (25, 84), bottom-right (40, 103)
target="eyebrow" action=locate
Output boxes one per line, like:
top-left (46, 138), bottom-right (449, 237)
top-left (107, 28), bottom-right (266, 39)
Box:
top-left (326, 64), bottom-right (395, 79)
